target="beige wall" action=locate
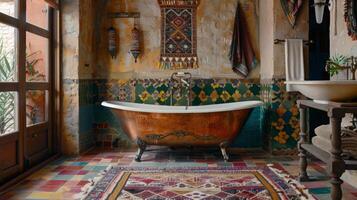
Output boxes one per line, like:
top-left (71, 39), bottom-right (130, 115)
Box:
top-left (259, 0), bottom-right (274, 79)
top-left (61, 0), bottom-right (80, 155)
top-left (330, 0), bottom-right (357, 57)
top-left (259, 0), bottom-right (309, 79)
top-left (62, 0), bottom-right (80, 80)
top-left (62, 0), bottom-right (96, 80)
top-left (79, 0), bottom-right (96, 79)
top-left (94, 0), bottom-right (260, 80)
top-left (61, 0), bottom-right (99, 155)
top-left (86, 0), bottom-right (310, 80)
top-left (273, 0), bottom-right (309, 78)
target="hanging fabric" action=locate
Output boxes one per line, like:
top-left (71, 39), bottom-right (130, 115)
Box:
top-left (229, 2), bottom-right (258, 78)
top-left (280, 0), bottom-right (303, 27)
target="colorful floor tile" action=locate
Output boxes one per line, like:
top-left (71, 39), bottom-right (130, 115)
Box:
top-left (0, 148), bottom-right (357, 200)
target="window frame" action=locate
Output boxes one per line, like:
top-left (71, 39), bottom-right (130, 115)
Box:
top-left (0, 0), bottom-right (60, 183)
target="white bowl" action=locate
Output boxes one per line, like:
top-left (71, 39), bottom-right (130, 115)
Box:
top-left (285, 81), bottom-right (357, 103)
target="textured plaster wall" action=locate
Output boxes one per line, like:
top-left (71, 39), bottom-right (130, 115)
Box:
top-left (272, 0), bottom-right (309, 78)
top-left (62, 0), bottom-right (80, 155)
top-left (62, 0), bottom-right (79, 80)
top-left (94, 0), bottom-right (260, 79)
top-left (259, 0), bottom-right (309, 79)
top-left (330, 0), bottom-right (357, 57)
top-left (61, 0), bottom-right (98, 155)
top-left (79, 0), bottom-right (95, 79)
top-left (329, 0), bottom-right (357, 187)
top-left (259, 0), bottom-right (274, 79)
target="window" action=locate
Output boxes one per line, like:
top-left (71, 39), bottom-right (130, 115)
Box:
top-left (0, 23), bottom-right (17, 82)
top-left (0, 0), bottom-right (18, 18)
top-left (26, 0), bottom-right (49, 30)
top-left (0, 0), bottom-right (59, 181)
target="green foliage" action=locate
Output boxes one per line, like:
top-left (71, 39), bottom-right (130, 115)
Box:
top-left (0, 37), bottom-right (46, 132)
top-left (326, 54), bottom-right (348, 77)
top-left (26, 51), bottom-right (45, 81)
top-left (0, 39), bottom-right (15, 134)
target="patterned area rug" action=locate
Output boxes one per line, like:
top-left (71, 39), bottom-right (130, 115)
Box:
top-left (84, 164), bottom-right (315, 200)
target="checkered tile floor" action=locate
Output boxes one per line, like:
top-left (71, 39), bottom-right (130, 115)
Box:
top-left (1, 148), bottom-right (357, 200)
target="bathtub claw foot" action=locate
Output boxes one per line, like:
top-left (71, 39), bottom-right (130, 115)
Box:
top-left (220, 141), bottom-right (230, 162)
top-left (135, 139), bottom-right (147, 162)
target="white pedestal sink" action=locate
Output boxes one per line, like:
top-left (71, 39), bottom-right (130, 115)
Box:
top-left (285, 81), bottom-right (357, 103)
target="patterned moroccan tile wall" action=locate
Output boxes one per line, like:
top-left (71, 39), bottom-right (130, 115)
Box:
top-left (133, 79), bottom-right (261, 106)
top-left (80, 78), bottom-right (301, 153)
top-left (261, 79), bottom-right (302, 154)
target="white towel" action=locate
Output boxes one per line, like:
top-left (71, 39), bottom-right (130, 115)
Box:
top-left (312, 136), bottom-right (357, 159)
top-left (314, 115), bottom-right (355, 140)
top-left (285, 39), bottom-right (305, 92)
top-left (315, 124), bottom-right (331, 140)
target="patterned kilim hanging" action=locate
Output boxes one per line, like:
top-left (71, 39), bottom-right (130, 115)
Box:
top-left (280, 0), bottom-right (303, 28)
top-left (158, 0), bottom-right (200, 69)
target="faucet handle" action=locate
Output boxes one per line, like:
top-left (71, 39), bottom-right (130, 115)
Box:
top-left (177, 72), bottom-right (185, 76)
top-left (171, 72), bottom-right (192, 82)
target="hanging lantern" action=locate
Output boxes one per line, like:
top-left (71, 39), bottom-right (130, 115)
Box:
top-left (108, 26), bottom-right (117, 59)
top-left (130, 24), bottom-right (141, 63)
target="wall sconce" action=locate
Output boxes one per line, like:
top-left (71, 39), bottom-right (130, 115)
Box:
top-left (108, 12), bottom-right (141, 62)
top-left (130, 18), bottom-right (141, 63)
top-left (108, 26), bottom-right (117, 59)
top-left (313, 0), bottom-right (329, 24)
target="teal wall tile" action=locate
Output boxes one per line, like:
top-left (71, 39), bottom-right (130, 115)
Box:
top-left (233, 107), bottom-right (263, 148)
top-left (93, 105), bottom-right (132, 148)
top-left (79, 105), bottom-right (94, 133)
top-left (79, 80), bottom-right (96, 152)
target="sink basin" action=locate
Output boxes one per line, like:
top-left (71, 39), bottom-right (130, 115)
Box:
top-left (285, 81), bottom-right (357, 103)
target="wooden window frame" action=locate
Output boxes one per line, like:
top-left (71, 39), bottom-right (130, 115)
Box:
top-left (0, 0), bottom-right (61, 188)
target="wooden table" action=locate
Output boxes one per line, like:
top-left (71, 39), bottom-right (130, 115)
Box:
top-left (297, 100), bottom-right (357, 200)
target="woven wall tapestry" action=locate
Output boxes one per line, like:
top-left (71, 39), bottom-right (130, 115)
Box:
top-left (158, 0), bottom-right (200, 69)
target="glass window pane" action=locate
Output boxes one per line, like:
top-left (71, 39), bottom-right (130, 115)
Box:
top-left (0, 23), bottom-right (17, 82)
top-left (0, 91), bottom-right (18, 136)
top-left (0, 0), bottom-right (17, 18)
top-left (26, 0), bottom-right (49, 30)
top-left (26, 32), bottom-right (48, 82)
top-left (26, 90), bottom-right (47, 126)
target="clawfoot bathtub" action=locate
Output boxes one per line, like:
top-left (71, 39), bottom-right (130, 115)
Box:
top-left (102, 101), bottom-right (263, 161)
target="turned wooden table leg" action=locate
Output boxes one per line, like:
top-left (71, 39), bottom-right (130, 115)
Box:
top-left (298, 107), bottom-right (309, 181)
top-left (329, 117), bottom-right (345, 200)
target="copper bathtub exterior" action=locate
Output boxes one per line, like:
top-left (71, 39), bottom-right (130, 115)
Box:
top-left (102, 101), bottom-right (263, 161)
top-left (113, 109), bottom-right (251, 147)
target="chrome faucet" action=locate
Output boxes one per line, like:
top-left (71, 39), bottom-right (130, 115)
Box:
top-left (326, 56), bottom-right (357, 80)
top-left (169, 72), bottom-right (192, 109)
